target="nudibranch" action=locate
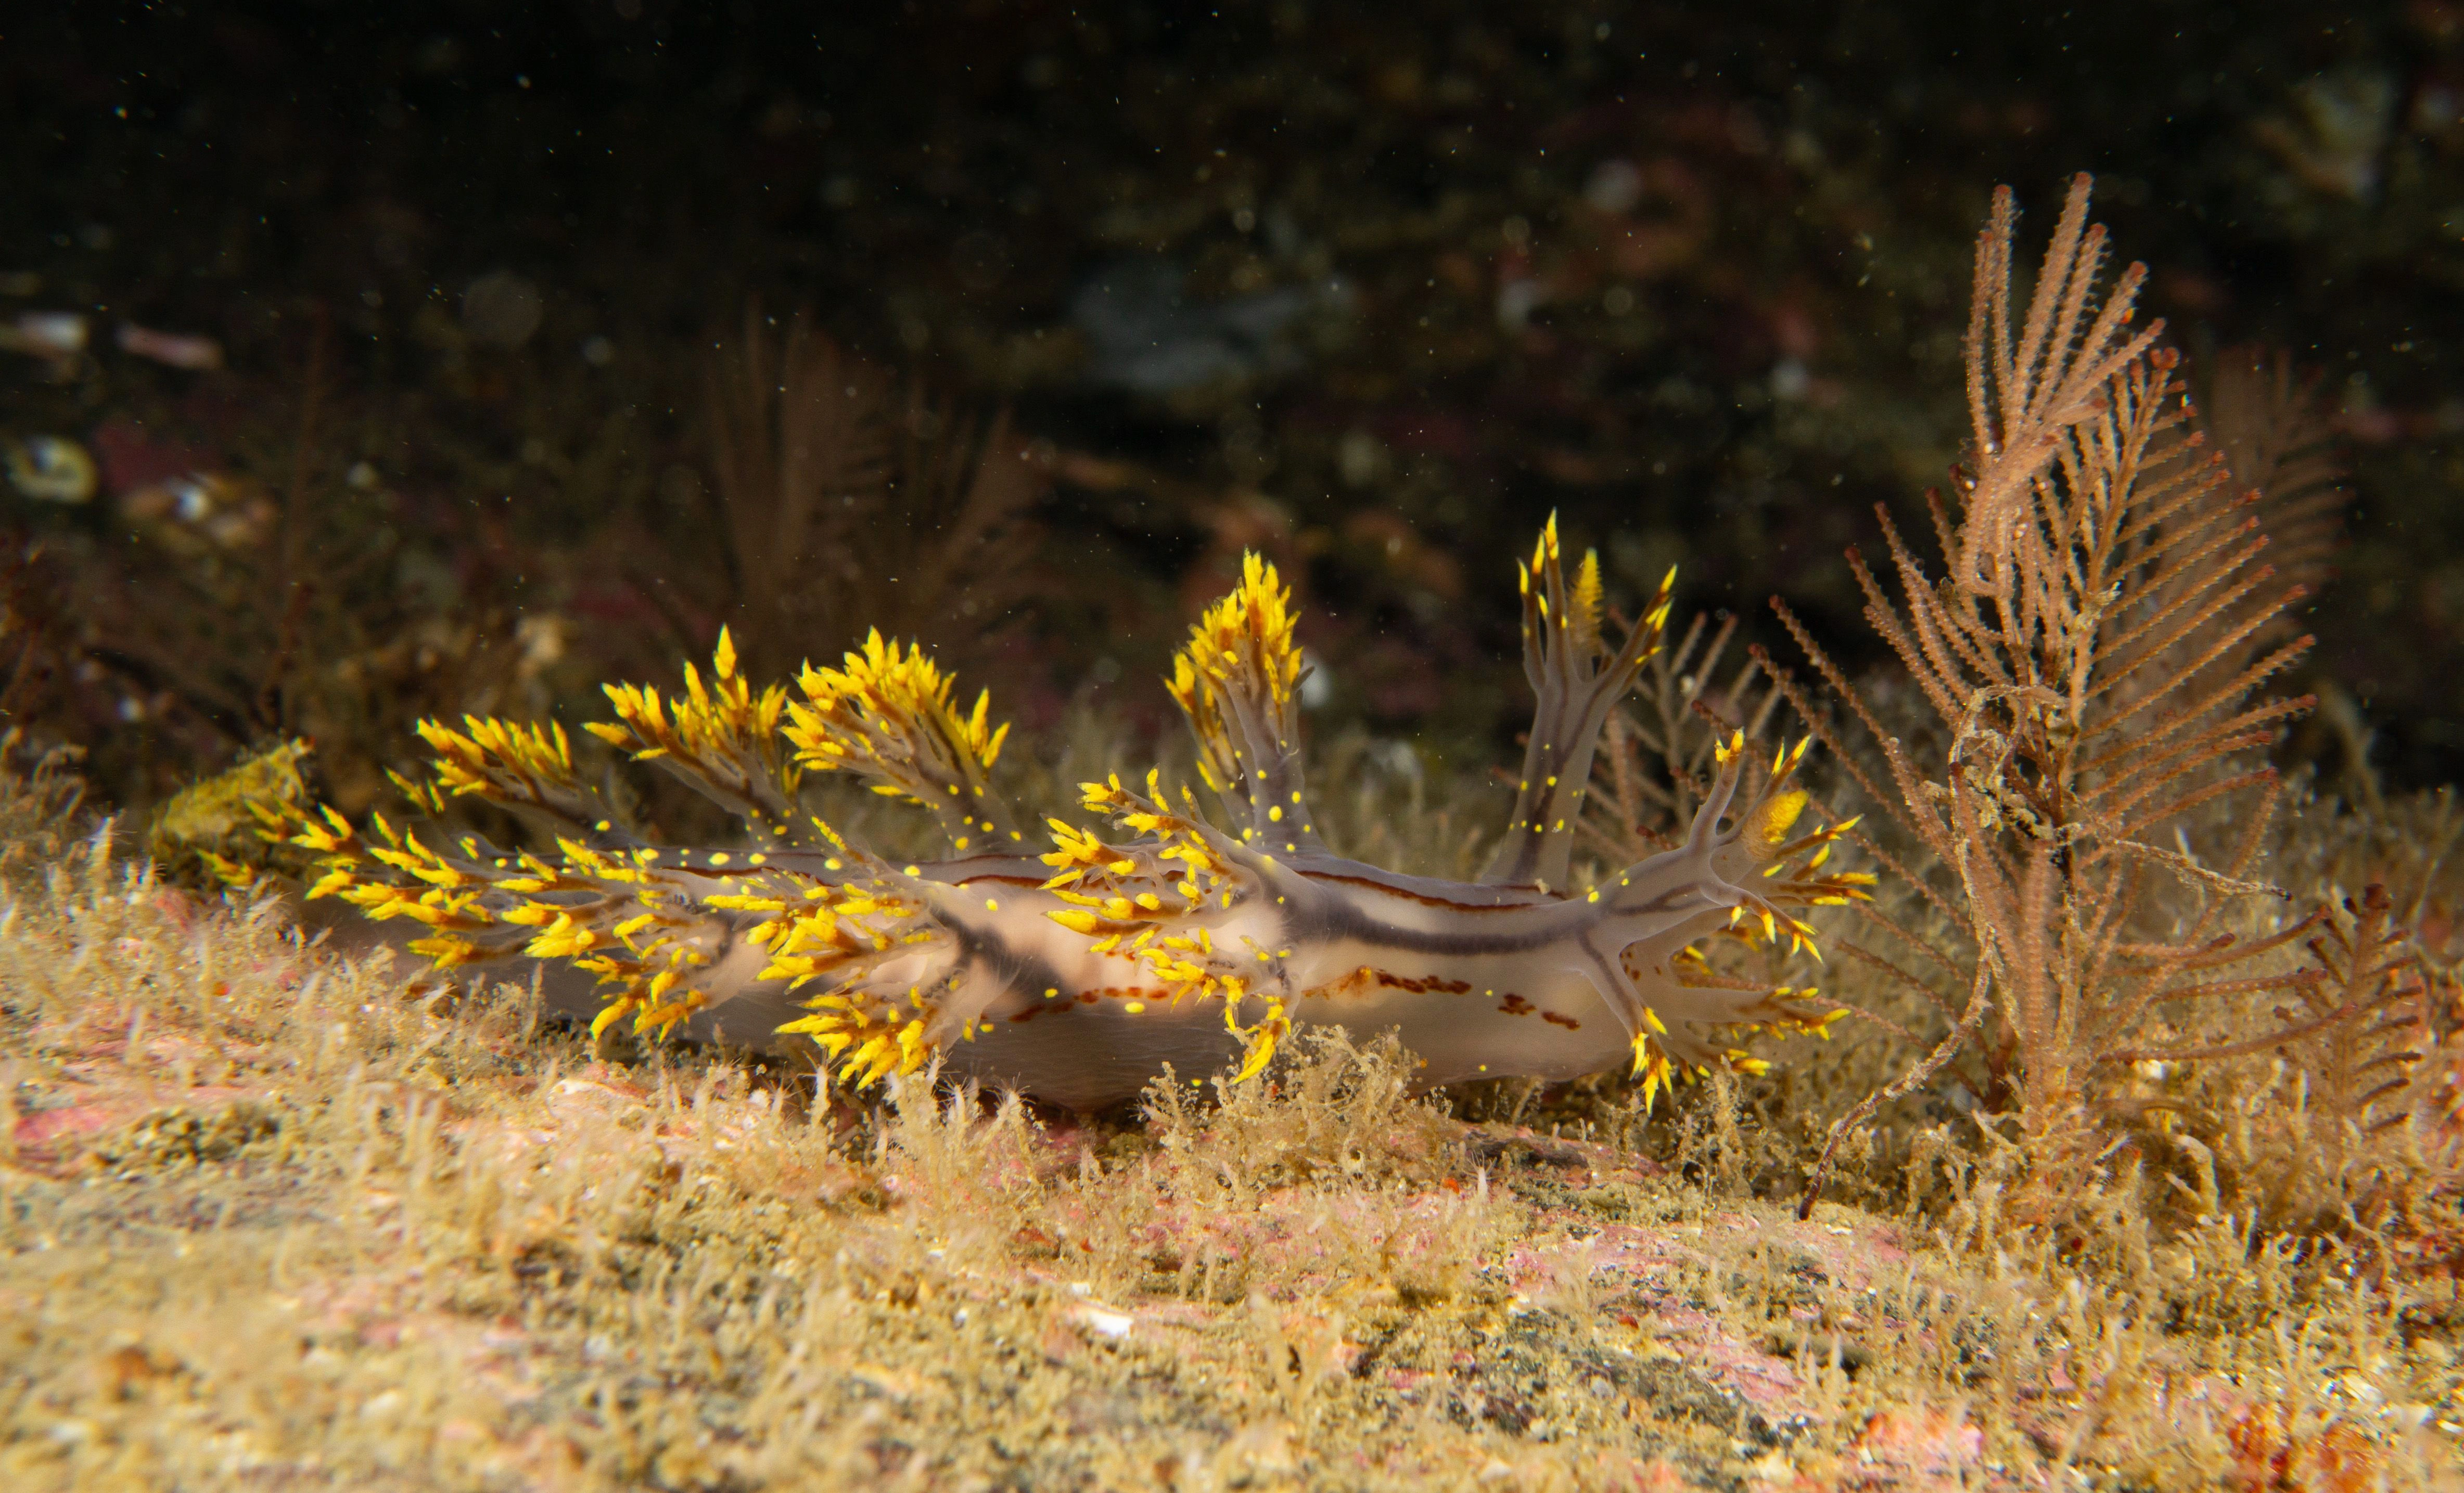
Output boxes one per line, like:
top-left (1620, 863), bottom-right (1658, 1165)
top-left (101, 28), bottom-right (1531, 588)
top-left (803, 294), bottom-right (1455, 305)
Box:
top-left (276, 521), bottom-right (1870, 1110)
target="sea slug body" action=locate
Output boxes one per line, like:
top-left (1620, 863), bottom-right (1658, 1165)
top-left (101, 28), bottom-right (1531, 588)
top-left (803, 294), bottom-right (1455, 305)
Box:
top-left (280, 520), bottom-right (1868, 1110)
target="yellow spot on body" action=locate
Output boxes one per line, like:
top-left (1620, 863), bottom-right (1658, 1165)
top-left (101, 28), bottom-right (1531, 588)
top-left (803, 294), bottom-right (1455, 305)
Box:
top-left (904, 865), bottom-right (920, 877)
top-left (1124, 1001), bottom-right (1147, 1014)
top-left (748, 853), bottom-right (768, 865)
top-left (985, 898), bottom-right (1000, 911)
top-left (708, 852), bottom-right (730, 866)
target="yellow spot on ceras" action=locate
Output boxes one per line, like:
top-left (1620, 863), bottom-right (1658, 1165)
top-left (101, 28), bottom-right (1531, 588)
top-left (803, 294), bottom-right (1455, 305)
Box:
top-left (1268, 805), bottom-right (1283, 822)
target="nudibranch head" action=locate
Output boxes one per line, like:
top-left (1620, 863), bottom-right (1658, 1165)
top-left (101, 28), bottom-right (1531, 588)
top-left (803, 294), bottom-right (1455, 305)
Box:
top-left (270, 522), bottom-right (1868, 1110)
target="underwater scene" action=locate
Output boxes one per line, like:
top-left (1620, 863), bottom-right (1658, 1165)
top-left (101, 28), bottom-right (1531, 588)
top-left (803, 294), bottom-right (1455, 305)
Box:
top-left (5, 3), bottom-right (2464, 1487)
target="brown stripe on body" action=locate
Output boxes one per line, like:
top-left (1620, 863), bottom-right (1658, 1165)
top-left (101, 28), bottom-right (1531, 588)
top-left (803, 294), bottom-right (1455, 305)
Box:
top-left (1010, 985), bottom-right (1156, 1021)
top-left (1299, 870), bottom-right (1558, 913)
top-left (1303, 966), bottom-right (1476, 1001)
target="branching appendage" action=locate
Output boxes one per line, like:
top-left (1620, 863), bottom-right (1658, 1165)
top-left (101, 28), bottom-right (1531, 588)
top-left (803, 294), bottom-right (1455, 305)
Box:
top-left (2106, 885), bottom-right (2429, 1165)
top-left (1604, 729), bottom-right (1871, 1111)
top-left (1166, 552), bottom-right (1326, 859)
top-left (277, 800), bottom-right (738, 1039)
top-left (1769, 174), bottom-right (2342, 1218)
top-left (733, 846), bottom-right (966, 1088)
top-left (786, 628), bottom-right (1022, 854)
top-left (707, 311), bottom-right (892, 673)
top-left (2203, 346), bottom-right (2348, 604)
top-left (1957, 171), bottom-right (2164, 595)
top-left (704, 312), bottom-right (1045, 679)
top-left (1578, 608), bottom-right (1787, 876)
top-left (1040, 773), bottom-right (1298, 1081)
top-left (591, 627), bottom-right (806, 847)
top-left (1483, 514), bottom-right (1675, 893)
top-left (393, 714), bottom-right (614, 838)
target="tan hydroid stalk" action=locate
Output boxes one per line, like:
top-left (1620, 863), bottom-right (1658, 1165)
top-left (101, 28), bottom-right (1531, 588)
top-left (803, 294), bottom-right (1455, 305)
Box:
top-left (1767, 176), bottom-right (2330, 1217)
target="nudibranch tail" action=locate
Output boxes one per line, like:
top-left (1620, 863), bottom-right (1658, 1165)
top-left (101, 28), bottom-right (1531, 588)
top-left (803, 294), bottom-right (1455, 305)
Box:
top-left (272, 521), bottom-right (1869, 1110)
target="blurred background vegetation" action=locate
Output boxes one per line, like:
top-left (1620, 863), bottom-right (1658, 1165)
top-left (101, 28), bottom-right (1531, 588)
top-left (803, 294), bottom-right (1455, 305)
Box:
top-left (2, 0), bottom-right (2457, 817)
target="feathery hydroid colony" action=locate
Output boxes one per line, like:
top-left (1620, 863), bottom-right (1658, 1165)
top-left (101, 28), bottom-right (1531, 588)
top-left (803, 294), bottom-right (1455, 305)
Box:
top-left (274, 525), bottom-right (1867, 1109)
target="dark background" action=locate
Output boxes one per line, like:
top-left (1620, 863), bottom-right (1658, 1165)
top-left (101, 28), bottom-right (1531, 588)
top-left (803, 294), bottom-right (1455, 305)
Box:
top-left (3, 1), bottom-right (2458, 810)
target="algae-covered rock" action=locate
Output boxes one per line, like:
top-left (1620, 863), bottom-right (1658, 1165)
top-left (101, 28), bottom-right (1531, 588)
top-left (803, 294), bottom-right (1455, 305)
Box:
top-left (145, 738), bottom-right (315, 889)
